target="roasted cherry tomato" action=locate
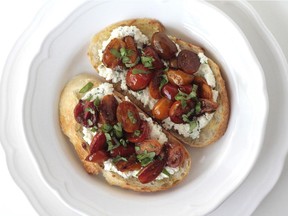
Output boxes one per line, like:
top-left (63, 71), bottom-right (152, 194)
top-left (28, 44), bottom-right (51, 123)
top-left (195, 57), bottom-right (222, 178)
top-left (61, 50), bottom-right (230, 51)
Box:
top-left (151, 32), bottom-right (177, 60)
top-left (169, 101), bottom-right (192, 124)
top-left (123, 36), bottom-right (139, 67)
top-left (152, 97), bottom-right (173, 121)
top-left (126, 64), bottom-right (153, 91)
top-left (99, 95), bottom-right (118, 125)
top-left (179, 85), bottom-right (193, 94)
top-left (89, 132), bottom-right (107, 154)
top-left (74, 100), bottom-right (98, 127)
top-left (198, 83), bottom-right (213, 100)
top-left (85, 150), bottom-right (109, 163)
top-left (166, 142), bottom-right (184, 168)
top-left (169, 58), bottom-right (178, 69)
top-left (161, 83), bottom-right (179, 101)
top-left (138, 157), bottom-right (167, 184)
top-left (177, 49), bottom-right (201, 74)
top-left (199, 99), bottom-right (218, 115)
top-left (115, 155), bottom-right (142, 172)
top-left (127, 120), bottom-right (150, 143)
top-left (166, 69), bottom-right (194, 86)
top-left (116, 101), bottom-right (141, 133)
top-left (149, 71), bottom-right (163, 99)
top-left (110, 143), bottom-right (136, 157)
top-left (102, 38), bottom-right (126, 69)
top-left (135, 139), bottom-right (163, 156)
top-left (142, 46), bottom-right (164, 69)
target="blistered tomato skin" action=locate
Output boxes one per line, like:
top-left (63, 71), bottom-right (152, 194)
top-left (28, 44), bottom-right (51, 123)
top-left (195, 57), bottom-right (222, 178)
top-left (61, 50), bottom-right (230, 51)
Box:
top-left (177, 50), bottom-right (201, 74)
top-left (152, 97), bottom-right (174, 121)
top-left (135, 139), bottom-right (163, 155)
top-left (127, 120), bottom-right (150, 143)
top-left (142, 46), bottom-right (164, 70)
top-left (74, 100), bottom-right (98, 127)
top-left (166, 69), bottom-right (194, 86)
top-left (102, 38), bottom-right (126, 69)
top-left (116, 101), bottom-right (141, 133)
top-left (151, 32), bottom-right (177, 60)
top-left (149, 71), bottom-right (163, 99)
top-left (169, 101), bottom-right (192, 124)
top-left (99, 95), bottom-right (118, 125)
top-left (161, 83), bottom-right (179, 101)
top-left (137, 158), bottom-right (167, 184)
top-left (123, 36), bottom-right (139, 67)
top-left (126, 64), bottom-right (153, 91)
top-left (166, 142), bottom-right (184, 168)
top-left (89, 132), bottom-right (107, 154)
top-left (85, 150), bottom-right (110, 163)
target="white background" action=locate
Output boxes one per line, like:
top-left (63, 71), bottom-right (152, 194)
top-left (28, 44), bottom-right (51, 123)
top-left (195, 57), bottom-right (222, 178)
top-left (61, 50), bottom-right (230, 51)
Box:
top-left (0, 1), bottom-right (287, 215)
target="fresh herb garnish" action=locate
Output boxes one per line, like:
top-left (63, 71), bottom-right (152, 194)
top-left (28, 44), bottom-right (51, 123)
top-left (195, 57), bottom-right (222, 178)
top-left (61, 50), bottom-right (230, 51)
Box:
top-left (113, 122), bottom-right (123, 138)
top-left (105, 133), bottom-right (114, 151)
top-left (93, 96), bottom-right (100, 109)
top-left (112, 155), bottom-right (128, 163)
top-left (132, 68), bottom-right (151, 75)
top-left (133, 130), bottom-right (141, 137)
top-left (101, 123), bottom-right (113, 133)
top-left (79, 82), bottom-right (93, 93)
top-left (85, 107), bottom-right (95, 115)
top-left (175, 85), bottom-right (198, 108)
top-left (162, 168), bottom-right (171, 177)
top-left (110, 48), bottom-right (121, 59)
top-left (159, 74), bottom-right (168, 90)
top-left (141, 56), bottom-right (154, 69)
top-left (128, 111), bottom-right (137, 124)
top-left (137, 150), bottom-right (156, 166)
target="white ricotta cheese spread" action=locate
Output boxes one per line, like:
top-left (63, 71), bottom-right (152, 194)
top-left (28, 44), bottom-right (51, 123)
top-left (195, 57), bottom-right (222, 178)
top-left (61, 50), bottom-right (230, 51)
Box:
top-left (103, 159), bottom-right (180, 180)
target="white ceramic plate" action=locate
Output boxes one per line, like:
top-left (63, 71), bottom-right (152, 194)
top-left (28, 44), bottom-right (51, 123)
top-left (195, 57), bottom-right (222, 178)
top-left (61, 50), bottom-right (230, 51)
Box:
top-left (1, 0), bottom-right (268, 215)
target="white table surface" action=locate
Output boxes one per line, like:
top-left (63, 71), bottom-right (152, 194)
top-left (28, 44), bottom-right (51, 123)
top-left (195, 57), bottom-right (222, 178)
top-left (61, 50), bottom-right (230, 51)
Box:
top-left (0, 1), bottom-right (287, 215)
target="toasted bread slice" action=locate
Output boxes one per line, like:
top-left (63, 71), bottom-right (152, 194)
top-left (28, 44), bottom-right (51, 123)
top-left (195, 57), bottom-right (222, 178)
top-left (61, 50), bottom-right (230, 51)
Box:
top-left (87, 18), bottom-right (229, 148)
top-left (59, 73), bottom-right (191, 192)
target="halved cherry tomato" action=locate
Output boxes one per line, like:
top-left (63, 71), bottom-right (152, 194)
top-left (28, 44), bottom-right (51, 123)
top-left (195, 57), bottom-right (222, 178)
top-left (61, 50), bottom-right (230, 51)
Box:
top-left (198, 83), bottom-right (213, 100)
top-left (142, 46), bottom-right (164, 69)
top-left (148, 71), bottom-right (163, 99)
top-left (166, 142), bottom-right (184, 168)
top-left (151, 32), bottom-right (177, 60)
top-left (85, 150), bottom-right (109, 163)
top-left (89, 132), bottom-right (107, 154)
top-left (193, 75), bottom-right (207, 86)
top-left (123, 36), bottom-right (139, 67)
top-left (135, 139), bottom-right (163, 155)
top-left (116, 101), bottom-right (140, 133)
top-left (115, 155), bottom-right (141, 172)
top-left (138, 157), bottom-right (167, 184)
top-left (110, 143), bottom-right (136, 157)
top-left (166, 69), bottom-right (194, 86)
top-left (199, 99), bottom-right (218, 115)
top-left (169, 101), bottom-right (192, 124)
top-left (177, 49), bottom-right (201, 74)
top-left (102, 38), bottom-right (126, 69)
top-left (152, 97), bottom-right (173, 121)
top-left (126, 64), bottom-right (153, 91)
top-left (127, 120), bottom-right (150, 143)
top-left (161, 83), bottom-right (179, 101)
top-left (99, 95), bottom-right (118, 125)
top-left (74, 100), bottom-right (98, 127)
top-left (179, 85), bottom-right (193, 95)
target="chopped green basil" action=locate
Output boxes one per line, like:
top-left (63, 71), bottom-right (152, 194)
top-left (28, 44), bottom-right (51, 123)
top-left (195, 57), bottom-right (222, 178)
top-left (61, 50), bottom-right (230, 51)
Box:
top-left (128, 111), bottom-right (137, 124)
top-left (189, 120), bottom-right (198, 132)
top-left (79, 82), bottom-right (93, 93)
top-left (132, 68), bottom-right (151, 75)
top-left (141, 56), bottom-right (154, 69)
top-left (112, 156), bottom-right (128, 163)
top-left (195, 101), bottom-right (201, 114)
top-left (137, 150), bottom-right (156, 166)
top-left (101, 123), bottom-right (113, 133)
top-left (85, 107), bottom-right (95, 115)
top-left (110, 48), bottom-right (121, 59)
top-left (113, 123), bottom-right (123, 138)
top-left (162, 168), bottom-right (171, 177)
top-left (93, 96), bottom-right (100, 109)
top-left (159, 74), bottom-right (168, 90)
top-left (133, 130), bottom-right (141, 137)
top-left (120, 138), bottom-right (128, 147)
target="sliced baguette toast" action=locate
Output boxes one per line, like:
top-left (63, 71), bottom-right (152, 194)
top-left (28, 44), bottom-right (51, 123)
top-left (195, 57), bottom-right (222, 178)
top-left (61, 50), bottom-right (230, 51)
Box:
top-left (87, 18), bottom-right (229, 148)
top-left (59, 73), bottom-right (191, 192)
